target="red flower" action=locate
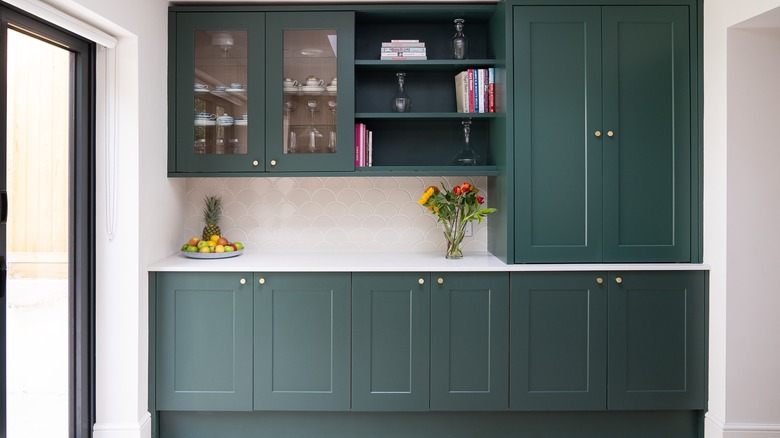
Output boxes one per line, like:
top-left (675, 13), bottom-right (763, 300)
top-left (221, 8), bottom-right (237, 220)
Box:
top-left (460, 182), bottom-right (471, 193)
top-left (477, 196), bottom-right (484, 204)
top-left (453, 185), bottom-right (462, 195)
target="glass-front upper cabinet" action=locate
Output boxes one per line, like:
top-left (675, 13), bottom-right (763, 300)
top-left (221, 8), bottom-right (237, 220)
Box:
top-left (171, 13), bottom-right (266, 174)
top-left (265, 12), bottom-right (354, 172)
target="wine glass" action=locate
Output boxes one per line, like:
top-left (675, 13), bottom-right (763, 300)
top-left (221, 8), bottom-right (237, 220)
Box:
top-left (327, 101), bottom-right (337, 152)
top-left (304, 100), bottom-right (322, 152)
top-left (284, 100), bottom-right (297, 153)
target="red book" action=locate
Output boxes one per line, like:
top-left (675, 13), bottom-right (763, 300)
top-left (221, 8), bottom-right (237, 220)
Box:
top-left (355, 123), bottom-right (362, 167)
top-left (467, 69), bottom-right (475, 113)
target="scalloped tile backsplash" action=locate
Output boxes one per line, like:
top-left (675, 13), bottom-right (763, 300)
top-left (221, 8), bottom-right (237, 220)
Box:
top-left (183, 176), bottom-right (490, 252)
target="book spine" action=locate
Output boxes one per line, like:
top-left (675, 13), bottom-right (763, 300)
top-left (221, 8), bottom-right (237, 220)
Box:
top-left (379, 56), bottom-right (428, 61)
top-left (488, 67), bottom-right (495, 113)
top-left (381, 42), bottom-right (426, 48)
top-left (380, 47), bottom-right (427, 53)
top-left (477, 69), bottom-right (486, 114)
top-left (355, 124), bottom-right (362, 167)
top-left (359, 124), bottom-right (367, 167)
top-left (389, 39), bottom-right (420, 43)
top-left (367, 130), bottom-right (373, 167)
top-left (454, 71), bottom-right (467, 113)
top-left (467, 69), bottom-right (475, 113)
top-left (473, 69), bottom-right (480, 113)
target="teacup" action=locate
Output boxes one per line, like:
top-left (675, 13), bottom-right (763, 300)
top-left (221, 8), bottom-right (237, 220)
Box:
top-left (194, 83), bottom-right (208, 90)
top-left (230, 82), bottom-right (245, 89)
top-left (195, 112), bottom-right (216, 120)
top-left (305, 76), bottom-right (323, 87)
top-left (217, 114), bottom-right (234, 125)
top-left (329, 77), bottom-right (337, 86)
top-left (283, 78), bottom-right (299, 88)
top-left (214, 85), bottom-right (227, 92)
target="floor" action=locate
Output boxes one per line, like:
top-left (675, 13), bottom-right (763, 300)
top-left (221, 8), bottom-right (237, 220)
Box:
top-left (6, 277), bottom-right (68, 438)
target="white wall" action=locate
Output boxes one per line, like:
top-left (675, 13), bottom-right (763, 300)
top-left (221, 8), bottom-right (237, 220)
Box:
top-left (705, 1), bottom-right (780, 437)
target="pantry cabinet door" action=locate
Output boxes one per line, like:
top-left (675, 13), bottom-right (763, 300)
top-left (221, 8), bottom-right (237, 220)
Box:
top-left (430, 272), bottom-right (509, 411)
top-left (254, 272), bottom-right (351, 411)
top-left (510, 272), bottom-right (607, 411)
top-left (352, 272), bottom-right (430, 411)
top-left (156, 272), bottom-right (254, 411)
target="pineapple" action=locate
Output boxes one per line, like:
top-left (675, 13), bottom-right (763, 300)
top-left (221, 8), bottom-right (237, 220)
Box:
top-left (202, 195), bottom-right (222, 240)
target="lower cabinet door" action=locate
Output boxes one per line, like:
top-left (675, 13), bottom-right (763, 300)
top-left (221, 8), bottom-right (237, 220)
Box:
top-left (607, 271), bottom-right (706, 410)
top-left (430, 272), bottom-right (509, 411)
top-left (352, 272), bottom-right (430, 411)
top-left (155, 272), bottom-right (254, 411)
top-left (510, 272), bottom-right (608, 411)
top-left (253, 272), bottom-right (351, 411)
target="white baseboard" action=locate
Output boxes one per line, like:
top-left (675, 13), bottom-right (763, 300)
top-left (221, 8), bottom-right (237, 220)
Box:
top-left (93, 412), bottom-right (152, 438)
top-left (707, 414), bottom-right (780, 438)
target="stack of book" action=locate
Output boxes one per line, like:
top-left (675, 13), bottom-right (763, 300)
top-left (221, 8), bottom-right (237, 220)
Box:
top-left (380, 40), bottom-right (427, 60)
top-left (454, 68), bottom-right (496, 113)
top-left (354, 123), bottom-right (373, 167)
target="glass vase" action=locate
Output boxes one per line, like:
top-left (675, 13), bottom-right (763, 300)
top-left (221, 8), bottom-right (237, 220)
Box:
top-left (391, 72), bottom-right (412, 113)
top-left (452, 119), bottom-right (479, 165)
top-left (451, 18), bottom-right (469, 60)
top-left (443, 216), bottom-right (467, 260)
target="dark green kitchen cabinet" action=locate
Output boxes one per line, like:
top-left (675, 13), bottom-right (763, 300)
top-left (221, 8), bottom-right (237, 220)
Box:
top-left (513, 5), bottom-right (695, 263)
top-left (430, 272), bottom-right (509, 411)
top-left (253, 272), bottom-right (351, 411)
top-left (607, 271), bottom-right (706, 410)
top-left (351, 272), bottom-right (430, 411)
top-left (155, 272), bottom-right (253, 411)
top-left (168, 9), bottom-right (354, 175)
top-left (510, 270), bottom-right (706, 411)
top-left (510, 271), bottom-right (608, 411)
top-left (170, 12), bottom-right (266, 174)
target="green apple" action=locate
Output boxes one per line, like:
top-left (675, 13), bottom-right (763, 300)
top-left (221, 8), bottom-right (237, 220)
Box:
top-left (196, 240), bottom-right (208, 249)
top-left (234, 242), bottom-right (244, 250)
top-left (181, 243), bottom-right (189, 251)
top-left (185, 245), bottom-right (198, 252)
top-left (224, 245), bottom-right (234, 252)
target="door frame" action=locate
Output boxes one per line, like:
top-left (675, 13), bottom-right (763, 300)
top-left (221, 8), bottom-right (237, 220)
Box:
top-left (0, 3), bottom-right (96, 437)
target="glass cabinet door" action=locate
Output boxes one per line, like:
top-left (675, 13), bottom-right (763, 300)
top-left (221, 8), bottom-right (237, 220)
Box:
top-left (266, 12), bottom-right (354, 172)
top-left (174, 13), bottom-right (265, 173)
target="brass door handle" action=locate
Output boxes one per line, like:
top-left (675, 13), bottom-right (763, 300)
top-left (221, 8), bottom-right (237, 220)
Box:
top-left (594, 130), bottom-right (602, 137)
top-left (437, 277), bottom-right (444, 284)
top-left (240, 278), bottom-right (247, 285)
top-left (596, 277), bottom-right (604, 284)
top-left (259, 277), bottom-right (265, 285)
top-left (252, 160), bottom-right (259, 167)
top-left (270, 159), bottom-right (277, 166)
top-left (418, 278), bottom-right (425, 285)
top-left (615, 277), bottom-right (622, 284)
top-left (607, 131), bottom-right (615, 137)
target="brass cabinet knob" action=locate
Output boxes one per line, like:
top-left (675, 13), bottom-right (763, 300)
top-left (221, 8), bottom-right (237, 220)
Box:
top-left (258, 277), bottom-right (265, 285)
top-left (615, 277), bottom-right (623, 284)
top-left (437, 277), bottom-right (444, 284)
top-left (607, 131), bottom-right (615, 137)
top-left (596, 277), bottom-right (604, 284)
top-left (418, 278), bottom-right (425, 285)
top-left (270, 159), bottom-right (277, 166)
top-left (252, 160), bottom-right (259, 167)
top-left (240, 278), bottom-right (246, 285)
top-left (594, 130), bottom-right (602, 137)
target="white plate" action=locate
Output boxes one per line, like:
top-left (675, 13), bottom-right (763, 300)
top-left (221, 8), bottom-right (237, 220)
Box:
top-left (226, 88), bottom-right (246, 93)
top-left (326, 86), bottom-right (337, 92)
top-left (301, 86), bottom-right (325, 92)
top-left (181, 249), bottom-right (244, 259)
top-left (194, 88), bottom-right (209, 93)
top-left (194, 120), bottom-right (216, 126)
top-left (283, 87), bottom-right (301, 93)
top-left (217, 121), bottom-right (234, 126)
top-left (234, 119), bottom-right (248, 126)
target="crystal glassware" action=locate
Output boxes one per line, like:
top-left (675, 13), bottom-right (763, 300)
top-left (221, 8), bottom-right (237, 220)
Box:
top-left (391, 72), bottom-right (412, 113)
top-left (328, 100), bottom-right (337, 152)
top-left (451, 18), bottom-right (468, 60)
top-left (452, 119), bottom-right (479, 165)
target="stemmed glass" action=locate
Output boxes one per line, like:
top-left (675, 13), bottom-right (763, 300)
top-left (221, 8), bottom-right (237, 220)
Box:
top-left (303, 100), bottom-right (322, 153)
top-left (327, 100), bottom-right (337, 152)
top-left (284, 100), bottom-right (298, 154)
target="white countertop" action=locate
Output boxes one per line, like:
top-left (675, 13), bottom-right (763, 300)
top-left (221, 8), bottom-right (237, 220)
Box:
top-left (148, 250), bottom-right (710, 272)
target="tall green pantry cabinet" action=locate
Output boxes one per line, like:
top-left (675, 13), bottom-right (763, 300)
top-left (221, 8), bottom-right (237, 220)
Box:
top-left (511, 3), bottom-right (699, 263)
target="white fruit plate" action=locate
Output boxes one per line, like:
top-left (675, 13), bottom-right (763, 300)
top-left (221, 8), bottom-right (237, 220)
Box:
top-left (181, 249), bottom-right (243, 259)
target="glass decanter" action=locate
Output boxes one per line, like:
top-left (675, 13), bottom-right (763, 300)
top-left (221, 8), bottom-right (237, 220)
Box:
top-left (391, 72), bottom-right (412, 113)
top-left (452, 119), bottom-right (479, 165)
top-left (451, 18), bottom-right (468, 60)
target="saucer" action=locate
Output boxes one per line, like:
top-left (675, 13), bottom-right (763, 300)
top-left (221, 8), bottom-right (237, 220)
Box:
top-left (226, 88), bottom-right (246, 93)
top-left (194, 88), bottom-right (209, 93)
top-left (283, 86), bottom-right (301, 93)
top-left (217, 120), bottom-right (234, 126)
top-left (194, 120), bottom-right (216, 126)
top-left (301, 85), bottom-right (325, 92)
top-left (326, 86), bottom-right (337, 92)
top-left (234, 119), bottom-right (248, 126)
